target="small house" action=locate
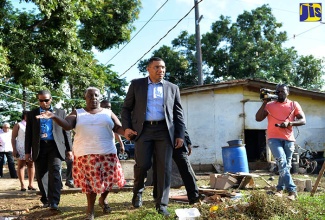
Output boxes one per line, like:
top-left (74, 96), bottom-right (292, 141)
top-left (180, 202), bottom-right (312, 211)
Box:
top-left (180, 79), bottom-right (325, 171)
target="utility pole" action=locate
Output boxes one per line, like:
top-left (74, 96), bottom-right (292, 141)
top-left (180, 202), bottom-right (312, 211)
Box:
top-left (22, 89), bottom-right (26, 110)
top-left (106, 87), bottom-right (111, 101)
top-left (194, 0), bottom-right (203, 85)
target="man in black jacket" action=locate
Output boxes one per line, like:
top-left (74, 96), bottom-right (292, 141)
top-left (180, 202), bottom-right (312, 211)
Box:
top-left (25, 90), bottom-right (72, 210)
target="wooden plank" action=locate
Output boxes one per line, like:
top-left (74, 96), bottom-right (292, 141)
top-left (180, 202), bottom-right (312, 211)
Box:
top-left (311, 161), bottom-right (325, 196)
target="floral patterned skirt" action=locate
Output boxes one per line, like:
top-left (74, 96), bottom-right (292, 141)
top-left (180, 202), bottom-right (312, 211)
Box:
top-left (73, 154), bottom-right (125, 194)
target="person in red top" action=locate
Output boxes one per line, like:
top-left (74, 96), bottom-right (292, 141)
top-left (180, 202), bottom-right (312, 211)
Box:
top-left (256, 84), bottom-right (306, 201)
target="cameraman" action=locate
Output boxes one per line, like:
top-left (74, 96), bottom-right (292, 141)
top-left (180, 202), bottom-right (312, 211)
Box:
top-left (255, 84), bottom-right (306, 201)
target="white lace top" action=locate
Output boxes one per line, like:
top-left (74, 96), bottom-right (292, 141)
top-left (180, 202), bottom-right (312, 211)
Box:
top-left (73, 108), bottom-right (117, 157)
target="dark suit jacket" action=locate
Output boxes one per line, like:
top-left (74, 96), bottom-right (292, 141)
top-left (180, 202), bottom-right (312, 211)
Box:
top-left (25, 107), bottom-right (72, 161)
top-left (121, 77), bottom-right (185, 145)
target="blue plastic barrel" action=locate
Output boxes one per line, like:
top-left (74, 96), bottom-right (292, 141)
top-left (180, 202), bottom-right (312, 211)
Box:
top-left (222, 145), bottom-right (249, 173)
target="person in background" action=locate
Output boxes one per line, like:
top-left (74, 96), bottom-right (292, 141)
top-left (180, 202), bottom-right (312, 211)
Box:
top-left (64, 156), bottom-right (74, 188)
top-left (152, 129), bottom-right (203, 204)
top-left (0, 127), bottom-right (7, 166)
top-left (25, 90), bottom-right (72, 210)
top-left (11, 111), bottom-right (36, 191)
top-left (37, 87), bottom-right (126, 220)
top-left (0, 122), bottom-right (18, 179)
top-left (256, 83), bottom-right (306, 201)
top-left (121, 57), bottom-right (185, 217)
top-left (100, 100), bottom-right (125, 154)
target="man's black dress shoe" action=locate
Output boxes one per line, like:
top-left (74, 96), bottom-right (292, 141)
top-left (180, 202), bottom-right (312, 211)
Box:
top-left (156, 205), bottom-right (170, 217)
top-left (50, 203), bottom-right (59, 211)
top-left (189, 194), bottom-right (205, 205)
top-left (132, 193), bottom-right (142, 208)
top-left (65, 182), bottom-right (75, 188)
top-left (42, 203), bottom-right (49, 208)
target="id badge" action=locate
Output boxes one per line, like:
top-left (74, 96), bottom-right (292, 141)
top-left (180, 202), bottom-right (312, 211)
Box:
top-left (41, 133), bottom-right (48, 138)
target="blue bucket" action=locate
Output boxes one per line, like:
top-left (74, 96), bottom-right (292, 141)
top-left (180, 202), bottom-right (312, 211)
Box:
top-left (222, 145), bottom-right (249, 173)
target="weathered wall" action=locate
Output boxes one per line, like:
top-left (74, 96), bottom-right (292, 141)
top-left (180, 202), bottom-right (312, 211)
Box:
top-left (182, 86), bottom-right (245, 165)
top-left (181, 85), bottom-right (325, 167)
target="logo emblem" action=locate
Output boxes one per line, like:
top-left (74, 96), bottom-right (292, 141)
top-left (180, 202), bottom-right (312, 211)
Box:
top-left (300, 3), bottom-right (322, 21)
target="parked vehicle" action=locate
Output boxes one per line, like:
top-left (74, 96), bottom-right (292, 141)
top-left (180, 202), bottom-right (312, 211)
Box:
top-left (116, 140), bottom-right (135, 160)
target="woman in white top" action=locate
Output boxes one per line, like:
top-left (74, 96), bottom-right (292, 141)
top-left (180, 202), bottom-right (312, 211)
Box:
top-left (12, 111), bottom-right (36, 191)
top-left (37, 87), bottom-right (126, 220)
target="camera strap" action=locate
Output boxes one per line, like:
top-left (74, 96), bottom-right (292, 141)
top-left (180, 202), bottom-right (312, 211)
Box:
top-left (283, 101), bottom-right (296, 121)
top-left (268, 101), bottom-right (296, 122)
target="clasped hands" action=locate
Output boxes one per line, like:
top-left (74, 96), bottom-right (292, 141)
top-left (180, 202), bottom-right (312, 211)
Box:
top-left (124, 128), bottom-right (184, 149)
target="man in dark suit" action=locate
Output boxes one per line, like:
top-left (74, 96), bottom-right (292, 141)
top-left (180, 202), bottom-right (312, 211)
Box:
top-left (121, 57), bottom-right (185, 216)
top-left (25, 90), bottom-right (72, 210)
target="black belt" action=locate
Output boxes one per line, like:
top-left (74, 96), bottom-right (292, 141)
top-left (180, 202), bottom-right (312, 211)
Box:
top-left (144, 120), bottom-right (166, 125)
top-left (40, 140), bottom-right (55, 144)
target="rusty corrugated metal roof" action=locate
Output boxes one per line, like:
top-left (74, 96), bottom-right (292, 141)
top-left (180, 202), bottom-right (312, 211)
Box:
top-left (180, 79), bottom-right (325, 100)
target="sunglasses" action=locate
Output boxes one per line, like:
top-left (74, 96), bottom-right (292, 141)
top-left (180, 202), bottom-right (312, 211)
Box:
top-left (39, 99), bottom-right (50, 103)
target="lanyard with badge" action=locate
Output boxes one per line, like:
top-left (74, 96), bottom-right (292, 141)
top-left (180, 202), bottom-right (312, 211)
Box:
top-left (40, 108), bottom-right (50, 138)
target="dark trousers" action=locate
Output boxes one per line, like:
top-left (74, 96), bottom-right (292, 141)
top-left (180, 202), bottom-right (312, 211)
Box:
top-left (172, 147), bottom-right (199, 200)
top-left (65, 158), bottom-right (73, 184)
top-left (152, 147), bottom-right (199, 201)
top-left (133, 122), bottom-right (173, 207)
top-left (35, 141), bottom-right (62, 205)
top-left (0, 151), bottom-right (17, 178)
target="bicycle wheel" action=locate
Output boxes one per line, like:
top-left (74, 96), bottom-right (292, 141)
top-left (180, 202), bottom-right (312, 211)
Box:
top-left (306, 161), bottom-right (318, 174)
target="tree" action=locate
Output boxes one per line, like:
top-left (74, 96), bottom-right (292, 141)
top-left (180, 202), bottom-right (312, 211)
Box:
top-left (202, 5), bottom-right (290, 80)
top-left (0, 0), bottom-right (141, 120)
top-left (139, 4), bottom-right (324, 90)
top-left (201, 5), bottom-right (324, 89)
top-left (292, 55), bottom-right (325, 90)
top-left (138, 45), bottom-right (197, 89)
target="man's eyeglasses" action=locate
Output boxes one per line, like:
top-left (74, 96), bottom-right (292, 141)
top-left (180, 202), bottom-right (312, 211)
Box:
top-left (39, 99), bottom-right (50, 103)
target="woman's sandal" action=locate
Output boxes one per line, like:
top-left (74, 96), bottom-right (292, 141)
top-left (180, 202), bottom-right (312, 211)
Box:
top-left (28, 186), bottom-right (37, 190)
top-left (98, 198), bottom-right (112, 214)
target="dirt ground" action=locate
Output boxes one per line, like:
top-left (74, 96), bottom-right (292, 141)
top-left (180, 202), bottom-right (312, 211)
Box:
top-left (0, 167), bottom-right (81, 219)
top-left (2, 165), bottom-right (323, 219)
top-left (0, 167), bottom-right (209, 219)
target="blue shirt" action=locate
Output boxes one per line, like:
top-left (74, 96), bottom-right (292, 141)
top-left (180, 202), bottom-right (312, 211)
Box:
top-left (40, 106), bottom-right (54, 140)
top-left (145, 78), bottom-right (165, 121)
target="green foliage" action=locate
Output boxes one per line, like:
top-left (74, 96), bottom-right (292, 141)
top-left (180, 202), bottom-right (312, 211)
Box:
top-left (137, 44), bottom-right (198, 89)
top-left (78, 0), bottom-right (141, 51)
top-left (110, 95), bottom-right (125, 118)
top-left (292, 55), bottom-right (325, 90)
top-left (0, 83), bottom-right (26, 125)
top-left (139, 4), bottom-right (324, 90)
top-left (0, 0), bottom-right (140, 121)
top-left (0, 44), bottom-right (10, 77)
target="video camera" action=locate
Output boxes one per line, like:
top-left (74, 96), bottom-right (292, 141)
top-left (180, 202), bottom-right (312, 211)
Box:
top-left (260, 88), bottom-right (278, 100)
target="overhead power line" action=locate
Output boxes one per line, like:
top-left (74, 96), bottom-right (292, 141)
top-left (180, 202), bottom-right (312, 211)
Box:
top-left (105, 0), bottom-right (169, 65)
top-left (0, 91), bottom-right (38, 107)
top-left (287, 23), bottom-right (324, 40)
top-left (119, 0), bottom-right (203, 77)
